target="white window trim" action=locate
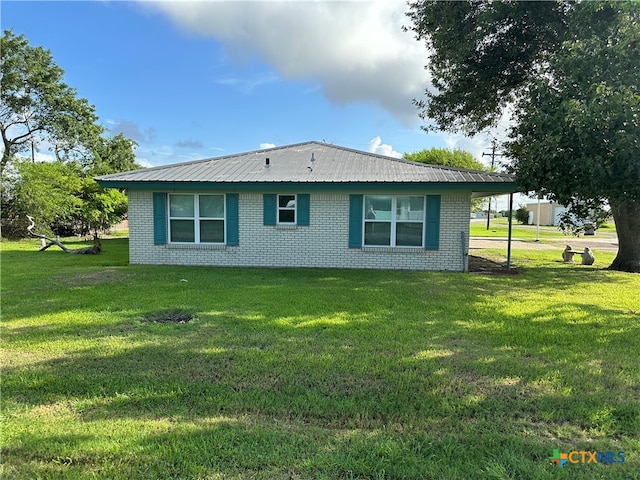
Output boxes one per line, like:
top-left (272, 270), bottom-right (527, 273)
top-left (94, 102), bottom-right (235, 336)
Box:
top-left (363, 195), bottom-right (425, 248)
top-left (168, 193), bottom-right (226, 245)
top-left (277, 193), bottom-right (297, 225)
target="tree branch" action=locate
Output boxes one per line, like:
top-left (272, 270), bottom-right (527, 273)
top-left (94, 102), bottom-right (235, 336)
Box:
top-left (26, 216), bottom-right (101, 254)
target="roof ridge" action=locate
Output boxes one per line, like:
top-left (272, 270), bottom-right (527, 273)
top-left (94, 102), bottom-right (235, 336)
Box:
top-left (98, 141), bottom-right (324, 177)
top-left (95, 140), bottom-right (516, 184)
top-left (308, 142), bottom-right (512, 177)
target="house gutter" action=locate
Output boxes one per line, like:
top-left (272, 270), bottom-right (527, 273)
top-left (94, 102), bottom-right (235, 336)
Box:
top-left (95, 179), bottom-right (517, 194)
top-left (461, 230), bottom-right (468, 272)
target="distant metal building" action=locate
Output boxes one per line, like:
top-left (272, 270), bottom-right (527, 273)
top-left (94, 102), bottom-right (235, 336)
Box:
top-left (525, 201), bottom-right (568, 226)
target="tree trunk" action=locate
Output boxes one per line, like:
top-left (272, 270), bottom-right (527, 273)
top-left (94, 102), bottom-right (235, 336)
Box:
top-left (608, 198), bottom-right (640, 273)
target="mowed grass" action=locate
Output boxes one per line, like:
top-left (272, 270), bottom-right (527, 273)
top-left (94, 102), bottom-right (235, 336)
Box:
top-left (1, 238), bottom-right (639, 479)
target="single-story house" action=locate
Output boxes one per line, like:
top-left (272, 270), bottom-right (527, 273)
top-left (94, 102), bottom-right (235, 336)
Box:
top-left (96, 141), bottom-right (516, 271)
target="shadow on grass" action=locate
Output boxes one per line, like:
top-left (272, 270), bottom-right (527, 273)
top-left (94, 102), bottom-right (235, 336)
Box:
top-left (4, 411), bottom-right (633, 479)
top-left (5, 292), bottom-right (638, 425)
top-left (3, 239), bottom-right (639, 478)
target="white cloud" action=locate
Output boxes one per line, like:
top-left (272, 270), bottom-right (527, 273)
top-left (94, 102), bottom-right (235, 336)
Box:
top-left (142, 0), bottom-right (430, 126)
top-left (12, 150), bottom-right (56, 163)
top-left (259, 143), bottom-right (276, 149)
top-left (368, 136), bottom-right (401, 158)
top-left (443, 133), bottom-right (492, 165)
top-left (134, 157), bottom-right (154, 169)
top-left (215, 72), bottom-right (280, 93)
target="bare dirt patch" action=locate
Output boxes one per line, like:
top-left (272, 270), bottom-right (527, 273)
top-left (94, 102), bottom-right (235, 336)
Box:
top-left (56, 268), bottom-right (131, 287)
top-left (468, 255), bottom-right (520, 274)
top-left (140, 310), bottom-right (194, 324)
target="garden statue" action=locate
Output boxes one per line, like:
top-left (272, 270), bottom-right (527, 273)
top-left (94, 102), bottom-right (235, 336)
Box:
top-left (581, 247), bottom-right (595, 265)
top-left (562, 245), bottom-right (575, 263)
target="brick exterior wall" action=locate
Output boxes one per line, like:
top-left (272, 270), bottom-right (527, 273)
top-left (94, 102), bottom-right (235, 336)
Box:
top-left (128, 191), bottom-right (471, 271)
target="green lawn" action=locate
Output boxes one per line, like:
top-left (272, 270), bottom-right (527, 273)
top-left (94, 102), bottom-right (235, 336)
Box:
top-left (2, 238), bottom-right (639, 479)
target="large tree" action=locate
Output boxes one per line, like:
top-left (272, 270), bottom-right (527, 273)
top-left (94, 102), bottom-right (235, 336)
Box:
top-left (1, 31), bottom-right (137, 239)
top-left (1, 30), bottom-right (102, 174)
top-left (406, 1), bottom-right (640, 272)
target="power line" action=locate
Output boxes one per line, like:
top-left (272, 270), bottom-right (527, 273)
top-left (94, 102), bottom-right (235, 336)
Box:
top-left (481, 140), bottom-right (505, 230)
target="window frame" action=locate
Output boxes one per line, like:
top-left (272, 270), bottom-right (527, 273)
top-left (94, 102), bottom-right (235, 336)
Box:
top-left (362, 195), bottom-right (425, 247)
top-left (277, 193), bottom-right (297, 225)
top-left (168, 193), bottom-right (226, 245)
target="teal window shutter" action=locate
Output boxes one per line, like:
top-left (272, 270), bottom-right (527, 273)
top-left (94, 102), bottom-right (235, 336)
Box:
top-left (226, 193), bottom-right (239, 246)
top-left (425, 195), bottom-right (441, 250)
top-left (348, 194), bottom-right (363, 248)
top-left (297, 194), bottom-right (310, 226)
top-left (263, 194), bottom-right (277, 225)
top-left (152, 192), bottom-right (167, 245)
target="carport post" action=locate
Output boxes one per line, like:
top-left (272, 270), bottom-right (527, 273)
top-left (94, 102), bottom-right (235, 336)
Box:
top-left (507, 193), bottom-right (514, 270)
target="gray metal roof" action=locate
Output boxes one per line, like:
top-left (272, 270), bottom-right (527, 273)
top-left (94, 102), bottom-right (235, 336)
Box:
top-left (96, 141), bottom-right (515, 186)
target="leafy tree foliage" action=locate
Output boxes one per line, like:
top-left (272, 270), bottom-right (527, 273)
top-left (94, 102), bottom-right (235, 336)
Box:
top-left (406, 1), bottom-right (640, 272)
top-left (7, 159), bottom-right (82, 237)
top-left (404, 147), bottom-right (486, 170)
top-left (77, 177), bottom-right (128, 236)
top-left (514, 206), bottom-right (529, 225)
top-left (0, 31), bottom-right (138, 239)
top-left (404, 147), bottom-right (489, 212)
top-left (90, 133), bottom-right (138, 175)
top-left (3, 152), bottom-right (129, 238)
top-left (1, 30), bottom-right (102, 173)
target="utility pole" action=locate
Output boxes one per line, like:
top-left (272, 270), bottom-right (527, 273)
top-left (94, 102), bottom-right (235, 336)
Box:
top-left (482, 140), bottom-right (504, 230)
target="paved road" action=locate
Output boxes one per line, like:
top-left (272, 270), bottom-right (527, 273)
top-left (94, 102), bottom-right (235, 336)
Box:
top-left (470, 233), bottom-right (618, 252)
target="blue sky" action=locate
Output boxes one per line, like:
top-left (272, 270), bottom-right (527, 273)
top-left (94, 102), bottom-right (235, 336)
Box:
top-left (3, 1), bottom-right (498, 162)
top-left (3, 1), bottom-right (520, 208)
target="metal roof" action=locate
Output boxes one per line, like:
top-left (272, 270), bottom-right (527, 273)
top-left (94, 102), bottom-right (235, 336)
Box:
top-left (96, 141), bottom-right (515, 187)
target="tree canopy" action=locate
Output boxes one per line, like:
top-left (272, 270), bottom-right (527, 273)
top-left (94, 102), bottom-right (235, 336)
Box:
top-left (1, 30), bottom-right (138, 239)
top-left (404, 147), bottom-right (490, 213)
top-left (404, 147), bottom-right (486, 171)
top-left (403, 147), bottom-right (488, 212)
top-left (1, 30), bottom-right (103, 174)
top-left (406, 1), bottom-right (640, 272)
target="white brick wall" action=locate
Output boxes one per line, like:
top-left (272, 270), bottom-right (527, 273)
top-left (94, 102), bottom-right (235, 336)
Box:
top-left (128, 191), bottom-right (471, 271)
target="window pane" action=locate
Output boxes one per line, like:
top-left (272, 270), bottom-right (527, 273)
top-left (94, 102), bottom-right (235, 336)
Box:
top-left (279, 209), bottom-right (295, 223)
top-left (396, 222), bottom-right (423, 246)
top-left (170, 195), bottom-right (194, 217)
top-left (397, 196), bottom-right (424, 221)
top-left (364, 222), bottom-right (391, 246)
top-left (200, 220), bottom-right (224, 243)
top-left (279, 195), bottom-right (296, 208)
top-left (199, 195), bottom-right (224, 218)
top-left (170, 220), bottom-right (195, 242)
top-left (364, 196), bottom-right (392, 221)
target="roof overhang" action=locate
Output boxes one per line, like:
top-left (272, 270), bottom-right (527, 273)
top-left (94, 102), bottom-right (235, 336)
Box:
top-left (97, 180), bottom-right (519, 194)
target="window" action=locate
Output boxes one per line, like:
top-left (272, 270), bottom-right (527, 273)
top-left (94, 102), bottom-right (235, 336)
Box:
top-left (168, 194), bottom-right (225, 243)
top-left (277, 194), bottom-right (296, 224)
top-left (263, 194), bottom-right (309, 226)
top-left (363, 195), bottom-right (424, 247)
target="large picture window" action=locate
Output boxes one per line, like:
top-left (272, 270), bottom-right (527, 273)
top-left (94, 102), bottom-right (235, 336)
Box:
top-left (363, 195), bottom-right (425, 247)
top-left (169, 194), bottom-right (225, 243)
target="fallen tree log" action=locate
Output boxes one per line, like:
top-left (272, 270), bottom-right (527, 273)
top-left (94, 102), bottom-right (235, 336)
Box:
top-left (27, 216), bottom-right (102, 254)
